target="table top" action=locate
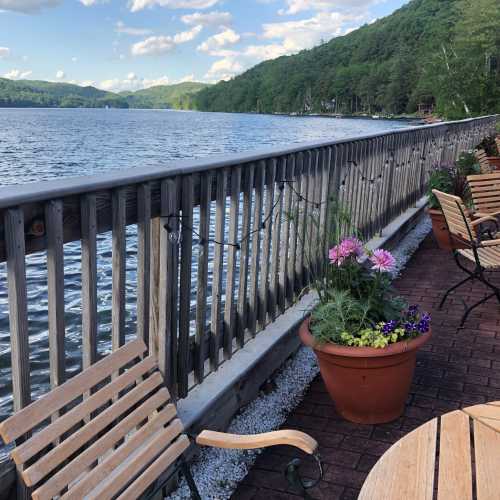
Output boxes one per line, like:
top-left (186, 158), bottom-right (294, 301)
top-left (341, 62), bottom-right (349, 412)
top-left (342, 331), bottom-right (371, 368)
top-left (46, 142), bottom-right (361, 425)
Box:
top-left (359, 401), bottom-right (500, 500)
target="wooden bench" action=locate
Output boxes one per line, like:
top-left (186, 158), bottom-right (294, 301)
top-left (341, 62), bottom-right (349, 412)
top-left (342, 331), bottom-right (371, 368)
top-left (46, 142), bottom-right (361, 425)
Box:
top-left (0, 339), bottom-right (320, 499)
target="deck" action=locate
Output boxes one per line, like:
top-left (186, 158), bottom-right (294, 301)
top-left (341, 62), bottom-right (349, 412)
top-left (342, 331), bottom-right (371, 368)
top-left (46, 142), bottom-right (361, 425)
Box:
top-left (232, 234), bottom-right (500, 499)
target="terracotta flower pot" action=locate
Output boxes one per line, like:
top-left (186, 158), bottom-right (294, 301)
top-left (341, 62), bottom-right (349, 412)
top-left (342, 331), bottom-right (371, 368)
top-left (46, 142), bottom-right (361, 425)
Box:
top-left (427, 208), bottom-right (467, 251)
top-left (299, 318), bottom-right (431, 424)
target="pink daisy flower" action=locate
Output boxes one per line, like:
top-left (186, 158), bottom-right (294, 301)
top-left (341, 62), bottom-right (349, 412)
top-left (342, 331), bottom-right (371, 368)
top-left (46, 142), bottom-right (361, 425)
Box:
top-left (339, 237), bottom-right (364, 259)
top-left (329, 245), bottom-right (345, 266)
top-left (370, 249), bottom-right (395, 273)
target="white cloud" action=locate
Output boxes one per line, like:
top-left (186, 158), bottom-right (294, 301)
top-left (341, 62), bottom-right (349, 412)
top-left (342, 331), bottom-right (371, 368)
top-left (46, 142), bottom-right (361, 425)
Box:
top-left (131, 25), bottom-right (202, 56)
top-left (55, 70), bottom-right (65, 79)
top-left (261, 11), bottom-right (362, 53)
top-left (181, 10), bottom-right (231, 27)
top-left (197, 28), bottom-right (240, 53)
top-left (97, 73), bottom-right (195, 92)
top-left (0, 0), bottom-right (60, 12)
top-left (173, 24), bottom-right (203, 43)
top-left (115, 20), bottom-right (153, 36)
top-left (279, 0), bottom-right (384, 15)
top-left (129, 0), bottom-right (219, 13)
top-left (0, 47), bottom-right (10, 58)
top-left (71, 56), bottom-right (78, 62)
top-left (205, 57), bottom-right (242, 81)
top-left (131, 36), bottom-right (175, 56)
top-left (4, 69), bottom-right (32, 79)
top-left (178, 74), bottom-right (195, 83)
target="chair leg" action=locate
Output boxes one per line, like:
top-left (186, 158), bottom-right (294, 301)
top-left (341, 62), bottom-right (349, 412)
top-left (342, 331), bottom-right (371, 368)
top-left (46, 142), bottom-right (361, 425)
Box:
top-left (439, 274), bottom-right (475, 310)
top-left (180, 460), bottom-right (202, 500)
top-left (460, 292), bottom-right (497, 326)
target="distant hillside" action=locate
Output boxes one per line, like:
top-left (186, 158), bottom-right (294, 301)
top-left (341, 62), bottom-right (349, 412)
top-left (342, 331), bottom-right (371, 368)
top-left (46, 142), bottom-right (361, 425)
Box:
top-left (120, 82), bottom-right (210, 109)
top-left (194, 0), bottom-right (500, 119)
top-left (0, 79), bottom-right (210, 109)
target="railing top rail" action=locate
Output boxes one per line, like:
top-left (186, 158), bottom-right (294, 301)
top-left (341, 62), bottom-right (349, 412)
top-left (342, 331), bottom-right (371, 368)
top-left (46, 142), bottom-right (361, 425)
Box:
top-left (0, 115), bottom-right (496, 210)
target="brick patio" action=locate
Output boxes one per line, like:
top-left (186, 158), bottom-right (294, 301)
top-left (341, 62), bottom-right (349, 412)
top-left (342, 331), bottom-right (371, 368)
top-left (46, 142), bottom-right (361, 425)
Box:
top-left (231, 234), bottom-right (500, 500)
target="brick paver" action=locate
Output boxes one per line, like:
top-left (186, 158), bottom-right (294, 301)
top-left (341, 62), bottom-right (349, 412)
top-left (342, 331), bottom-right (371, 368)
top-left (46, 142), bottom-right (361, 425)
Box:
top-left (231, 235), bottom-right (500, 499)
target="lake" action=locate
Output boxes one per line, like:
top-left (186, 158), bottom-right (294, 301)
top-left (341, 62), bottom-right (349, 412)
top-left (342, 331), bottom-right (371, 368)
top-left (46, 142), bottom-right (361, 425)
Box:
top-left (0, 108), bottom-right (412, 425)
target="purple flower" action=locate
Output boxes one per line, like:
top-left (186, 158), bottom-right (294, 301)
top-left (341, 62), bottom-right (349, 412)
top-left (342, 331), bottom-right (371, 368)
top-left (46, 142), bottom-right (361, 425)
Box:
top-left (408, 305), bottom-right (419, 317)
top-left (370, 249), bottom-right (396, 273)
top-left (329, 245), bottom-right (345, 266)
top-left (382, 320), bottom-right (397, 334)
top-left (405, 322), bottom-right (417, 333)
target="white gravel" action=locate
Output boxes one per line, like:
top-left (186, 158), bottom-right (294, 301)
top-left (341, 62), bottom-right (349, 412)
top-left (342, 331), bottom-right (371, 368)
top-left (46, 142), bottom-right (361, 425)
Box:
top-left (167, 215), bottom-right (431, 500)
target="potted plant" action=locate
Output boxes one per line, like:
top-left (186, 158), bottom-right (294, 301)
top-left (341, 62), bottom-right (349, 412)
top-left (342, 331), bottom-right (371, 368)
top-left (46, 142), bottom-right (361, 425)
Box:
top-left (476, 136), bottom-right (500, 169)
top-left (299, 237), bottom-right (431, 424)
top-left (427, 151), bottom-right (480, 250)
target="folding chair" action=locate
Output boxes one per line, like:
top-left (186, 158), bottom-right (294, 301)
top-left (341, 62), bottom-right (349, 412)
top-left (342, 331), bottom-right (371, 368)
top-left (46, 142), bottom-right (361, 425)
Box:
top-left (433, 189), bottom-right (500, 326)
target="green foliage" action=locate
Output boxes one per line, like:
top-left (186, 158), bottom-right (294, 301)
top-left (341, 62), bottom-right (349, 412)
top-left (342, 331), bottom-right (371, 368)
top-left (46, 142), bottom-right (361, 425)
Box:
top-left (427, 151), bottom-right (480, 209)
top-left (194, 0), bottom-right (500, 119)
top-left (310, 291), bottom-right (371, 344)
top-left (0, 79), bottom-right (210, 109)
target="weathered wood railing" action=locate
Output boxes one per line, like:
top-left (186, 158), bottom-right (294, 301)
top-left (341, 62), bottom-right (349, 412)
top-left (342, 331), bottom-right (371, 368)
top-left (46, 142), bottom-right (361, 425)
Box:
top-left (0, 116), bottom-right (496, 429)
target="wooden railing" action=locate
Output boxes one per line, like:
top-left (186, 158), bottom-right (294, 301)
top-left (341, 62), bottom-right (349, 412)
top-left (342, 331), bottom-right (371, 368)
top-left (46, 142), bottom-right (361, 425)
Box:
top-left (0, 115), bottom-right (496, 420)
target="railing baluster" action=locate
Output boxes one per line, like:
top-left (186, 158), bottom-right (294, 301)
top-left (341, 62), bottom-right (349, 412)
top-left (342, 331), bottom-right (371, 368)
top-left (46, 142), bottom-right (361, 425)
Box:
top-left (158, 178), bottom-right (179, 396)
top-left (224, 166), bottom-right (242, 359)
top-left (279, 155), bottom-right (294, 312)
top-left (81, 194), bottom-right (98, 369)
top-left (195, 171), bottom-right (212, 383)
top-left (248, 164), bottom-right (264, 337)
top-left (295, 152), bottom-right (308, 292)
top-left (112, 188), bottom-right (127, 351)
top-left (269, 158), bottom-right (283, 321)
top-left (237, 164), bottom-right (254, 345)
top-left (45, 200), bottom-right (66, 388)
top-left (319, 148), bottom-right (331, 265)
top-left (5, 208), bottom-right (31, 411)
top-left (210, 167), bottom-right (228, 371)
top-left (178, 174), bottom-right (194, 397)
top-left (137, 183), bottom-right (151, 351)
top-left (288, 154), bottom-right (300, 301)
top-left (259, 158), bottom-right (276, 328)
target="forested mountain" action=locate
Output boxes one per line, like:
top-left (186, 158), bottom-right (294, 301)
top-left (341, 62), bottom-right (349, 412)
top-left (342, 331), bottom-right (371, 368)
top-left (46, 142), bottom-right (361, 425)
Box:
top-left (0, 79), bottom-right (210, 109)
top-left (120, 82), bottom-right (210, 109)
top-left (194, 0), bottom-right (500, 119)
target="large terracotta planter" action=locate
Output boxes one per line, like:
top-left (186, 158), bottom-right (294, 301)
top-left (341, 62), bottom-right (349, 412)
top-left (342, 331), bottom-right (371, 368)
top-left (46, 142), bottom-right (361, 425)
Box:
top-left (299, 318), bottom-right (431, 424)
top-left (427, 208), bottom-right (467, 251)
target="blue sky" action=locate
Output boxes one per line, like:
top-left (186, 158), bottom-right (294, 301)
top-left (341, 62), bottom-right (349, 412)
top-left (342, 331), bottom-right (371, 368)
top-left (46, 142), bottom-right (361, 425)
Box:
top-left (0, 0), bottom-right (409, 92)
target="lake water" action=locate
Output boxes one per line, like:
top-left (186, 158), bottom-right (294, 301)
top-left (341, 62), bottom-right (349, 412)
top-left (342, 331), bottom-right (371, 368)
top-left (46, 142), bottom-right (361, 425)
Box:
top-left (0, 108), bottom-right (412, 427)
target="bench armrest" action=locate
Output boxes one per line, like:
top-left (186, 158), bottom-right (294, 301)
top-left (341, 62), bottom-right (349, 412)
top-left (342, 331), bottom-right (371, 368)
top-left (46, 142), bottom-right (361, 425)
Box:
top-left (196, 429), bottom-right (318, 455)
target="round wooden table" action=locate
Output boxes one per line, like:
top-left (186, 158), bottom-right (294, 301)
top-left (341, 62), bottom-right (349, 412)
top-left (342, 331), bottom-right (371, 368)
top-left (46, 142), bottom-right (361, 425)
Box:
top-left (359, 401), bottom-right (500, 499)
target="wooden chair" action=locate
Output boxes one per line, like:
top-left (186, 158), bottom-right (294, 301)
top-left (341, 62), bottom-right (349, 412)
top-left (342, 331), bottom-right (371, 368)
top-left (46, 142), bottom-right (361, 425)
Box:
top-left (467, 172), bottom-right (500, 234)
top-left (433, 189), bottom-right (500, 325)
top-left (475, 148), bottom-right (493, 173)
top-left (0, 339), bottom-right (321, 500)
top-left (496, 136), bottom-right (500, 154)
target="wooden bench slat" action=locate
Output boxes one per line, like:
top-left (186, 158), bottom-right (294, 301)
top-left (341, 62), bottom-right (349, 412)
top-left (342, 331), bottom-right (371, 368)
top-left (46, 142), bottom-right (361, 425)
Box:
top-left (87, 427), bottom-right (187, 499)
top-left (0, 339), bottom-right (147, 443)
top-left (23, 372), bottom-right (165, 486)
top-left (473, 419), bottom-right (500, 500)
top-left (114, 435), bottom-right (190, 500)
top-left (33, 396), bottom-right (176, 500)
top-left (12, 355), bottom-right (157, 465)
top-left (437, 411), bottom-right (472, 500)
top-left (61, 410), bottom-right (180, 500)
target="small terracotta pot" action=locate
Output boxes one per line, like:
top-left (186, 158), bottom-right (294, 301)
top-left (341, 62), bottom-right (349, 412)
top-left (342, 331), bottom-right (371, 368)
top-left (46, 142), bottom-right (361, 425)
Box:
top-left (299, 318), bottom-right (431, 424)
top-left (427, 208), bottom-right (467, 251)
